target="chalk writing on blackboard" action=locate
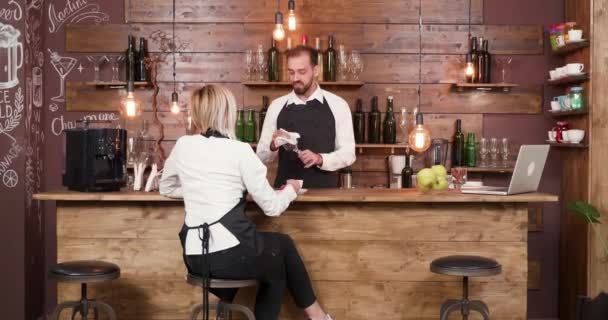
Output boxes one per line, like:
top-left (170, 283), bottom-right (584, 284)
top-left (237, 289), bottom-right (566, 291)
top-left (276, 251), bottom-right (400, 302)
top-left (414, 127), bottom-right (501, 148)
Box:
top-left (48, 49), bottom-right (77, 102)
top-left (0, 22), bottom-right (23, 89)
top-left (48, 0), bottom-right (109, 34)
top-left (50, 112), bottom-right (120, 136)
top-left (0, 0), bottom-right (23, 22)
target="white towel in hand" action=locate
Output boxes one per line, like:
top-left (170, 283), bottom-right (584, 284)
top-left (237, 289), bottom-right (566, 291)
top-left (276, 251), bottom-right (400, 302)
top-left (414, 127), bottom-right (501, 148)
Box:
top-left (274, 129), bottom-right (300, 148)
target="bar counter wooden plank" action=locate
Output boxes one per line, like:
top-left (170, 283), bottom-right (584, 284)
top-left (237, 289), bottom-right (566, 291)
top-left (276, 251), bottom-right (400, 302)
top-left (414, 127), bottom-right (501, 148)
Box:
top-left (35, 189), bottom-right (557, 320)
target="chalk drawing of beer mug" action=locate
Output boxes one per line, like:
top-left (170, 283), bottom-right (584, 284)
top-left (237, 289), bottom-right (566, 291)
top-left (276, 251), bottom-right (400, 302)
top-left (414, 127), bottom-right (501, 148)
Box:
top-left (0, 22), bottom-right (23, 89)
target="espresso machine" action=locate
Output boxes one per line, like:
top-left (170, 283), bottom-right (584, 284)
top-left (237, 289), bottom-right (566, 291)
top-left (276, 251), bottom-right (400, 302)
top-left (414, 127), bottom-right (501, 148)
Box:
top-left (63, 121), bottom-right (127, 192)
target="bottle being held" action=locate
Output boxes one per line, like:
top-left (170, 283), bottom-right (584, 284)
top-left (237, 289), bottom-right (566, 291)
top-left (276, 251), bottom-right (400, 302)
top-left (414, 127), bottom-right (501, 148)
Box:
top-left (136, 37), bottom-right (148, 82)
top-left (353, 98), bottom-right (365, 143)
top-left (482, 39), bottom-right (491, 83)
top-left (281, 38), bottom-right (292, 82)
top-left (368, 96), bottom-right (381, 143)
top-left (315, 37), bottom-right (324, 82)
top-left (452, 119), bottom-right (465, 167)
top-left (469, 36), bottom-right (479, 83)
top-left (383, 96), bottom-right (396, 144)
top-left (465, 133), bottom-right (477, 167)
top-left (324, 35), bottom-right (337, 82)
top-left (268, 38), bottom-right (280, 82)
top-left (125, 35), bottom-right (137, 82)
top-left (401, 154), bottom-right (414, 188)
top-left (477, 37), bottom-right (486, 83)
top-left (258, 96), bottom-right (269, 139)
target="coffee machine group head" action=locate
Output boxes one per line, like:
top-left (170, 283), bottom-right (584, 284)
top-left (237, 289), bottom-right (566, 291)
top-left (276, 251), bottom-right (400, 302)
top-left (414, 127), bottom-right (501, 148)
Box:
top-left (63, 121), bottom-right (127, 192)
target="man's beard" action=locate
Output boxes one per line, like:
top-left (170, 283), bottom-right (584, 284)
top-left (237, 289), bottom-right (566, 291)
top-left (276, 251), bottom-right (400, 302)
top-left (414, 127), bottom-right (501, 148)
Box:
top-left (293, 79), bottom-right (313, 94)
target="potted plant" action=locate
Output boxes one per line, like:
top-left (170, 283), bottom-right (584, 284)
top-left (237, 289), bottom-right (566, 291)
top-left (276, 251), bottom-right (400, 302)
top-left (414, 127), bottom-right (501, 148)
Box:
top-left (568, 201), bottom-right (608, 259)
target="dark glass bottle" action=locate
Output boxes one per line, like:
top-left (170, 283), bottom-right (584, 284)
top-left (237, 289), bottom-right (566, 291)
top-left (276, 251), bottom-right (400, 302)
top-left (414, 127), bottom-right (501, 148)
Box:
top-left (368, 96), bottom-right (381, 143)
top-left (258, 96), bottom-right (269, 139)
top-left (268, 39), bottom-right (280, 82)
top-left (235, 110), bottom-right (245, 141)
top-left (382, 96), bottom-right (396, 144)
top-left (469, 36), bottom-right (478, 83)
top-left (125, 35), bottom-right (137, 82)
top-left (401, 155), bottom-right (414, 188)
top-left (136, 37), bottom-right (148, 81)
top-left (353, 99), bottom-right (365, 143)
top-left (244, 110), bottom-right (256, 142)
top-left (465, 133), bottom-right (477, 167)
top-left (452, 119), bottom-right (465, 166)
top-left (482, 39), bottom-right (491, 83)
top-left (324, 35), bottom-right (337, 82)
top-left (477, 37), bottom-right (486, 83)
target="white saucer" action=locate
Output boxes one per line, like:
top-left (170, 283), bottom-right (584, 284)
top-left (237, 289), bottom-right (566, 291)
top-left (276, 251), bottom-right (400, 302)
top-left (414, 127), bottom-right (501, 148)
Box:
top-left (548, 109), bottom-right (563, 113)
top-left (566, 72), bottom-right (586, 77)
top-left (566, 38), bottom-right (587, 43)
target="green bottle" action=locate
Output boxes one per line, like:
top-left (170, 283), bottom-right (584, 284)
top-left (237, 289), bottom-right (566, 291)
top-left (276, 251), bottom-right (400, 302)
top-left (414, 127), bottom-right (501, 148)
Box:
top-left (235, 110), bottom-right (245, 141)
top-left (368, 96), bottom-right (381, 143)
top-left (267, 39), bottom-right (280, 82)
top-left (324, 35), bottom-right (337, 82)
top-left (382, 96), bottom-right (396, 144)
top-left (258, 96), bottom-right (269, 139)
top-left (353, 99), bottom-right (365, 143)
top-left (465, 133), bottom-right (477, 167)
top-left (244, 110), bottom-right (256, 142)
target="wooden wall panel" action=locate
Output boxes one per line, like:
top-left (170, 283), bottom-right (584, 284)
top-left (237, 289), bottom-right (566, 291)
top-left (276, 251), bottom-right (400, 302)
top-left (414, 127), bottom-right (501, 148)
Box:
top-left (66, 24), bottom-right (542, 55)
top-left (127, 0), bottom-right (483, 24)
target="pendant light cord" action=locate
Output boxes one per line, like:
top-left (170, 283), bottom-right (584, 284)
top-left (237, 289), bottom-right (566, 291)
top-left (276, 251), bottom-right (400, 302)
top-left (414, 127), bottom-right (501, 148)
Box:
top-left (417, 0), bottom-right (422, 111)
top-left (172, 0), bottom-right (177, 93)
top-left (467, 0), bottom-right (472, 39)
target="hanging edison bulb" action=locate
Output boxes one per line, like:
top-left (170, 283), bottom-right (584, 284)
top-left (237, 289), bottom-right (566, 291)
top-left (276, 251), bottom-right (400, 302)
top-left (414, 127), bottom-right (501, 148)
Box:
top-left (408, 113), bottom-right (431, 153)
top-left (122, 81), bottom-right (141, 118)
top-left (287, 0), bottom-right (296, 31)
top-left (464, 53), bottom-right (474, 83)
top-left (170, 91), bottom-right (180, 114)
top-left (273, 11), bottom-right (285, 41)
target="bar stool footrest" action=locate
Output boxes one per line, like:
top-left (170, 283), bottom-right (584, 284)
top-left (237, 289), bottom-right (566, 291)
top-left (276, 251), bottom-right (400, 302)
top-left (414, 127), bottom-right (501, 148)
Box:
top-left (190, 301), bottom-right (255, 320)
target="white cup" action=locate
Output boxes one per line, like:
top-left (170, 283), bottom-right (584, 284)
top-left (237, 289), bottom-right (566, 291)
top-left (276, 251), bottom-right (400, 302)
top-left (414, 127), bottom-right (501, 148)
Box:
top-left (550, 101), bottom-right (561, 111)
top-left (561, 131), bottom-right (570, 142)
top-left (567, 129), bottom-right (585, 143)
top-left (548, 131), bottom-right (556, 141)
top-left (568, 29), bottom-right (583, 41)
top-left (557, 34), bottom-right (566, 47)
top-left (566, 63), bottom-right (584, 75)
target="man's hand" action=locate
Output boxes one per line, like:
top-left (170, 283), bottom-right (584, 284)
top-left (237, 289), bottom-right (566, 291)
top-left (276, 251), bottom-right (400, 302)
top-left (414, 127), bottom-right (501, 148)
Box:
top-left (270, 130), bottom-right (291, 151)
top-left (298, 150), bottom-right (323, 168)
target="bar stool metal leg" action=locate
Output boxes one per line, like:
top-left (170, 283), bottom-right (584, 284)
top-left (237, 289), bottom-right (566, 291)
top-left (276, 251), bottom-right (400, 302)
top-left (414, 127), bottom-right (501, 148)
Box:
top-left (51, 301), bottom-right (80, 320)
top-left (89, 301), bottom-right (117, 320)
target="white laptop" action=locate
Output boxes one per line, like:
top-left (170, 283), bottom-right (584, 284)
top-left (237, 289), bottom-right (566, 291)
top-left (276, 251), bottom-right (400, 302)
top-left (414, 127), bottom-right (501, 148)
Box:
top-left (461, 145), bottom-right (550, 196)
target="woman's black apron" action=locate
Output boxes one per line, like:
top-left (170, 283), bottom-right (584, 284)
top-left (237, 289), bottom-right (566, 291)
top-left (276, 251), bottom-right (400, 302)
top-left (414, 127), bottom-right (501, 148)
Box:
top-left (274, 97), bottom-right (338, 188)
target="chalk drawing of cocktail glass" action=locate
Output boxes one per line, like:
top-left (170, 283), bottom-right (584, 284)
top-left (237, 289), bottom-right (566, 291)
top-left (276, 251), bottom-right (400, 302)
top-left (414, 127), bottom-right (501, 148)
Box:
top-left (48, 49), bottom-right (77, 102)
top-left (0, 22), bottom-right (24, 89)
top-left (108, 55), bottom-right (125, 82)
top-left (86, 55), bottom-right (109, 83)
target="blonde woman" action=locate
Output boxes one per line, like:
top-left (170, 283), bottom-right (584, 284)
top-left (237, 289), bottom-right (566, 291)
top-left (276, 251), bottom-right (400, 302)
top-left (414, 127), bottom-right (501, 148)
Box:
top-left (159, 85), bottom-right (332, 320)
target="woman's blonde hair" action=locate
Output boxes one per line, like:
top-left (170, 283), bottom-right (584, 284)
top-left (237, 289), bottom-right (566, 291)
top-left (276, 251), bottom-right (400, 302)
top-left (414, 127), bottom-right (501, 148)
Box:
top-left (189, 85), bottom-right (237, 139)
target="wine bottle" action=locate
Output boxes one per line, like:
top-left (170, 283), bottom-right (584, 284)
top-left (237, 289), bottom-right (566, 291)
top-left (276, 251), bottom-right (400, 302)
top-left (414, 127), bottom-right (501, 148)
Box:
top-left (315, 37), bottom-right (324, 82)
top-left (401, 155), bottom-right (414, 188)
top-left (469, 36), bottom-right (478, 83)
top-left (353, 98), bottom-right (365, 143)
top-left (244, 109), bottom-right (256, 142)
top-left (268, 38), bottom-right (280, 82)
top-left (452, 119), bottom-right (465, 166)
top-left (382, 96), bottom-right (396, 144)
top-left (477, 37), bottom-right (486, 83)
top-left (125, 35), bottom-right (136, 82)
top-left (281, 38), bottom-right (292, 82)
top-left (465, 133), bottom-right (477, 167)
top-left (368, 96), bottom-right (381, 143)
top-left (482, 39), bottom-right (491, 83)
top-left (235, 110), bottom-right (245, 141)
top-left (324, 35), bottom-right (337, 82)
top-left (136, 37), bottom-right (148, 81)
top-left (258, 96), bottom-right (269, 139)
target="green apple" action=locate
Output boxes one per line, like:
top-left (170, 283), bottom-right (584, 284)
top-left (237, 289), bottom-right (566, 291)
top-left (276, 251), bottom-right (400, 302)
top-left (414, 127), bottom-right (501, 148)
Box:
top-left (431, 165), bottom-right (447, 178)
top-left (433, 177), bottom-right (449, 191)
top-left (417, 168), bottom-right (436, 191)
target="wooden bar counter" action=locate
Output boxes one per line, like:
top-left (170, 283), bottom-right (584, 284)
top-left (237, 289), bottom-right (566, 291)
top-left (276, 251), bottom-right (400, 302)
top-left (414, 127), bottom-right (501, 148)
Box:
top-left (35, 189), bottom-right (557, 320)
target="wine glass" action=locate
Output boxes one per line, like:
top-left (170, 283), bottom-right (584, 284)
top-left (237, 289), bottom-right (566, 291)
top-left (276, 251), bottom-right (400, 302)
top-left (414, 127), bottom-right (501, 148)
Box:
top-left (495, 57), bottom-right (513, 83)
top-left (108, 55), bottom-right (125, 82)
top-left (451, 167), bottom-right (468, 191)
top-left (489, 137), bottom-right (499, 168)
top-left (244, 49), bottom-right (254, 81)
top-left (86, 55), bottom-right (109, 83)
top-left (349, 50), bottom-right (364, 80)
top-left (398, 107), bottom-right (409, 144)
top-left (501, 138), bottom-right (510, 167)
top-left (255, 45), bottom-right (266, 81)
top-left (479, 137), bottom-right (489, 167)
top-left (338, 45), bottom-right (350, 81)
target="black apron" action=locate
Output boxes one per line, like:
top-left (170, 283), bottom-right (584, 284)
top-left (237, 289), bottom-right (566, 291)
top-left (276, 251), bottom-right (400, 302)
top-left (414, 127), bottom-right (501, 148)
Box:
top-left (274, 97), bottom-right (338, 188)
top-left (178, 129), bottom-right (259, 320)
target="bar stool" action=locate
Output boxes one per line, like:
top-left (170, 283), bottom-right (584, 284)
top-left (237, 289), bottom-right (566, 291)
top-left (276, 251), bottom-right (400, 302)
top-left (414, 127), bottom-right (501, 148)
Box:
top-left (430, 255), bottom-right (502, 320)
top-left (186, 273), bottom-right (257, 320)
top-left (50, 260), bottom-right (120, 320)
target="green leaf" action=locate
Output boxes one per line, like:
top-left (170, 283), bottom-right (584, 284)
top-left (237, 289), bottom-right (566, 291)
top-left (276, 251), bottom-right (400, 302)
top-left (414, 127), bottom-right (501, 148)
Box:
top-left (567, 201), bottom-right (602, 224)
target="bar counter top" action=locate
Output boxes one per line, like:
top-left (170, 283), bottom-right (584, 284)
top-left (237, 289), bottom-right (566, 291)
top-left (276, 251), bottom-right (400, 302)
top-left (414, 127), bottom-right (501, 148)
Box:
top-left (34, 188), bottom-right (558, 203)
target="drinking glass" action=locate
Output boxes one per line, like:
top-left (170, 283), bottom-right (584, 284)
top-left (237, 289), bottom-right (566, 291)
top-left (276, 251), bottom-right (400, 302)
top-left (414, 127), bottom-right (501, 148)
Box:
top-left (108, 55), bottom-right (125, 82)
top-left (398, 107), bottom-right (409, 144)
top-left (489, 137), bottom-right (499, 167)
top-left (86, 55), bottom-right (109, 82)
top-left (255, 45), bottom-right (266, 81)
top-left (501, 138), bottom-right (510, 167)
top-left (451, 167), bottom-right (468, 191)
top-left (338, 45), bottom-right (350, 81)
top-left (479, 137), bottom-right (489, 167)
top-left (349, 50), bottom-right (364, 80)
top-left (495, 57), bottom-right (513, 83)
top-left (244, 49), bottom-right (254, 81)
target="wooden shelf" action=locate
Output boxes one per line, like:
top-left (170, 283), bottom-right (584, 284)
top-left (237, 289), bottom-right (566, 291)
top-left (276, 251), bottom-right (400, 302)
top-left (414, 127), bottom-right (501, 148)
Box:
top-left (242, 81), bottom-right (364, 87)
top-left (551, 40), bottom-right (590, 55)
top-left (461, 166), bottom-right (514, 173)
top-left (548, 109), bottom-right (588, 117)
top-left (84, 81), bottom-right (152, 89)
top-left (452, 83), bottom-right (518, 92)
top-left (549, 142), bottom-right (588, 148)
top-left (547, 74), bottom-right (589, 86)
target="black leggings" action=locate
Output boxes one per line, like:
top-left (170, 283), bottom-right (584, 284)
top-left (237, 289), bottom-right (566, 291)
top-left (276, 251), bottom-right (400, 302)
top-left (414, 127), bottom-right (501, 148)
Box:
top-left (184, 232), bottom-right (316, 320)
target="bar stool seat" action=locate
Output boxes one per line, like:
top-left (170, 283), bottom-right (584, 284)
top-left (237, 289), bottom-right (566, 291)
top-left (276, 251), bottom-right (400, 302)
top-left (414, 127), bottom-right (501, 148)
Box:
top-left (50, 260), bottom-right (120, 320)
top-left (186, 273), bottom-right (257, 320)
top-left (430, 255), bottom-right (502, 320)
